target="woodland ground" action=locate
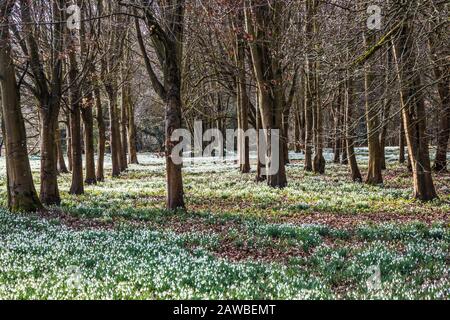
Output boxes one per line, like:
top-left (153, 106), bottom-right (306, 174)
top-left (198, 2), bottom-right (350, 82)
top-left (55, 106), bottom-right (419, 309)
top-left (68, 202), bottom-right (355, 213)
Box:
top-left (0, 148), bottom-right (449, 299)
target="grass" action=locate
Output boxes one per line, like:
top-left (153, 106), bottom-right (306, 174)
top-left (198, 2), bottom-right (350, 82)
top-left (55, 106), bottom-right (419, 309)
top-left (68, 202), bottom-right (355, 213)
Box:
top-left (0, 148), bottom-right (448, 299)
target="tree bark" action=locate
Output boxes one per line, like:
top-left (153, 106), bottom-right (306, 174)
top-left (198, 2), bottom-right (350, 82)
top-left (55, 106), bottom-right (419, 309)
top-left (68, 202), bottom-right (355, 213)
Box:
top-left (81, 104), bottom-right (96, 184)
top-left (105, 88), bottom-right (122, 177)
top-left (0, 1), bottom-right (42, 212)
top-left (95, 85), bottom-right (106, 182)
top-left (304, 64), bottom-right (314, 172)
top-left (135, 2), bottom-right (186, 209)
top-left (66, 116), bottom-right (73, 172)
top-left (245, 0), bottom-right (287, 188)
top-left (392, 19), bottom-right (437, 201)
top-left (120, 91), bottom-right (128, 172)
top-left (399, 117), bottom-right (406, 164)
top-left (68, 35), bottom-right (84, 195)
top-left (56, 126), bottom-right (69, 174)
top-left (363, 32), bottom-right (383, 185)
top-left (127, 93), bottom-right (139, 164)
top-left (345, 75), bottom-right (362, 182)
top-left (235, 21), bottom-right (251, 173)
top-left (19, 0), bottom-right (64, 205)
top-left (430, 36), bottom-right (450, 172)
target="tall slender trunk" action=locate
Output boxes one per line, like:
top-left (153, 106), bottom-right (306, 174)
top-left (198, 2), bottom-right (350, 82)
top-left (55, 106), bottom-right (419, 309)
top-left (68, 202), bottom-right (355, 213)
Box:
top-left (430, 46), bottom-right (450, 172)
top-left (105, 89), bottom-right (122, 177)
top-left (346, 74), bottom-right (362, 182)
top-left (256, 90), bottom-right (266, 182)
top-left (0, 2), bottom-right (42, 212)
top-left (363, 32), bottom-right (383, 185)
top-left (95, 86), bottom-right (106, 181)
top-left (81, 104), bottom-right (96, 184)
top-left (39, 107), bottom-right (61, 204)
top-left (333, 95), bottom-right (342, 164)
top-left (19, 0), bottom-right (64, 205)
top-left (165, 61), bottom-right (185, 209)
top-left (68, 30), bottom-right (84, 195)
top-left (245, 1), bottom-right (287, 188)
top-left (56, 126), bottom-right (69, 174)
top-left (79, 9), bottom-right (97, 185)
top-left (126, 89), bottom-right (139, 164)
top-left (392, 19), bottom-right (437, 201)
top-left (66, 117), bottom-right (72, 172)
top-left (380, 51), bottom-right (392, 170)
top-left (282, 106), bottom-right (291, 165)
top-left (235, 21), bottom-right (251, 173)
top-left (312, 68), bottom-right (325, 174)
top-left (380, 101), bottom-right (391, 170)
top-left (294, 98), bottom-right (302, 153)
top-left (399, 117), bottom-right (406, 163)
top-left (304, 63), bottom-right (313, 171)
top-left (120, 92), bottom-right (128, 172)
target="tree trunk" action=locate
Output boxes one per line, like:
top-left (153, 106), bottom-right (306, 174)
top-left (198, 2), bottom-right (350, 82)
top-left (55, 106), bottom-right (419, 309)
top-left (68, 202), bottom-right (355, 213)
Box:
top-left (165, 62), bottom-right (185, 209)
top-left (120, 92), bottom-right (128, 172)
top-left (39, 108), bottom-right (61, 204)
top-left (304, 62), bottom-right (313, 172)
top-left (380, 101), bottom-right (391, 170)
top-left (105, 89), bottom-right (122, 177)
top-left (235, 21), bottom-right (251, 173)
top-left (333, 99), bottom-right (341, 164)
top-left (0, 2), bottom-right (42, 212)
top-left (312, 68), bottom-right (325, 174)
top-left (19, 0), bottom-right (64, 205)
top-left (81, 104), bottom-right (96, 184)
top-left (66, 117), bottom-right (73, 172)
top-left (430, 46), bottom-right (450, 172)
top-left (392, 19), bottom-right (437, 201)
top-left (345, 75), bottom-right (362, 182)
top-left (68, 31), bottom-right (84, 195)
top-left (56, 126), bottom-right (69, 174)
top-left (95, 85), bottom-right (106, 182)
top-left (245, 1), bottom-right (287, 188)
top-left (256, 90), bottom-right (266, 182)
top-left (126, 90), bottom-right (139, 164)
top-left (399, 117), bottom-right (406, 164)
top-left (363, 32), bottom-right (383, 185)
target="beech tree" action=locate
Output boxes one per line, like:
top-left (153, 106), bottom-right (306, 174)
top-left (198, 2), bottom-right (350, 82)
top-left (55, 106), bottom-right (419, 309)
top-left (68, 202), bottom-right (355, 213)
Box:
top-left (392, 3), bottom-right (438, 201)
top-left (133, 0), bottom-right (186, 209)
top-left (245, 0), bottom-right (287, 188)
top-left (0, 0), bottom-right (42, 212)
top-left (18, 0), bottom-right (65, 205)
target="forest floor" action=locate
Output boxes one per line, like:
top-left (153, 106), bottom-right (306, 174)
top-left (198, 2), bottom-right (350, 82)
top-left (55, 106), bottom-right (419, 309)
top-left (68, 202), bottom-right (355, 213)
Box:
top-left (0, 148), bottom-right (449, 299)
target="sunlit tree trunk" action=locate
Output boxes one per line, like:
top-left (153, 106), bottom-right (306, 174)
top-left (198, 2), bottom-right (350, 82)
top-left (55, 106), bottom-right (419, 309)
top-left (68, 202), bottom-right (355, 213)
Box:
top-left (105, 88), bottom-right (122, 177)
top-left (134, 1), bottom-right (186, 209)
top-left (399, 118), bottom-right (406, 164)
top-left (245, 0), bottom-right (287, 188)
top-left (429, 24), bottom-right (450, 172)
top-left (233, 14), bottom-right (251, 173)
top-left (0, 1), bottom-right (42, 212)
top-left (363, 32), bottom-right (383, 185)
top-left (392, 19), bottom-right (437, 201)
top-left (20, 0), bottom-right (64, 205)
top-left (95, 85), bottom-right (106, 182)
top-left (304, 59), bottom-right (314, 172)
top-left (345, 74), bottom-right (362, 182)
top-left (120, 90), bottom-right (128, 172)
top-left (56, 126), bottom-right (69, 174)
top-left (68, 34), bottom-right (84, 195)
